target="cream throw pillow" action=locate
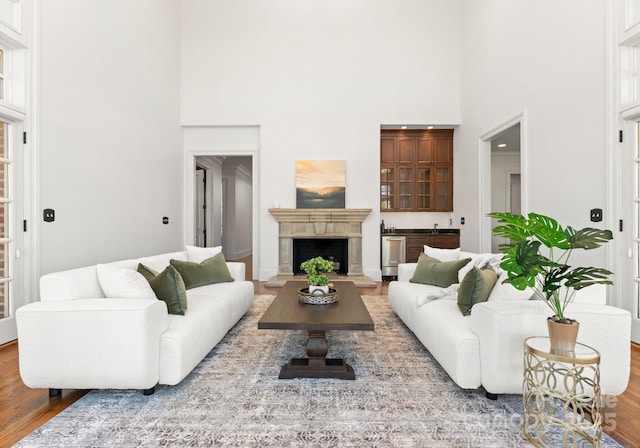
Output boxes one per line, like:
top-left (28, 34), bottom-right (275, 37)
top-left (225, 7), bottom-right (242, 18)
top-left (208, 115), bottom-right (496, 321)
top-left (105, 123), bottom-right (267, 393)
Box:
top-left (423, 245), bottom-right (461, 262)
top-left (96, 264), bottom-right (156, 299)
top-left (186, 245), bottom-right (223, 264)
top-left (487, 271), bottom-right (535, 301)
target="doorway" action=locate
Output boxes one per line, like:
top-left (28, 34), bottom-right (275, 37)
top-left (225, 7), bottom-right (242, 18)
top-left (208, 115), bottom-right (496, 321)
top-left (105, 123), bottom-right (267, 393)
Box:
top-left (479, 113), bottom-right (526, 252)
top-left (0, 117), bottom-right (25, 345)
top-left (191, 155), bottom-right (254, 276)
top-left (618, 114), bottom-right (640, 343)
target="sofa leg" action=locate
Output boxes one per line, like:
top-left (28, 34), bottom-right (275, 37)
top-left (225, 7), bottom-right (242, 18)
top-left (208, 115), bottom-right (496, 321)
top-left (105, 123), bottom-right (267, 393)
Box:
top-left (143, 386), bottom-right (156, 396)
top-left (49, 388), bottom-right (61, 397)
top-left (485, 391), bottom-right (498, 400)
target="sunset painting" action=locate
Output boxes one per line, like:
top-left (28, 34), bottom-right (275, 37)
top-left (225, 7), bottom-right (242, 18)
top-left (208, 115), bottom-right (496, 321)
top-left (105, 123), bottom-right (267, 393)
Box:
top-left (296, 160), bottom-right (346, 208)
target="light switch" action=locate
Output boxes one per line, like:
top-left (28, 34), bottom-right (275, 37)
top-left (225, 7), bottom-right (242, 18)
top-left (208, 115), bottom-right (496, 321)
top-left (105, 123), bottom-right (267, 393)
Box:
top-left (43, 209), bottom-right (55, 222)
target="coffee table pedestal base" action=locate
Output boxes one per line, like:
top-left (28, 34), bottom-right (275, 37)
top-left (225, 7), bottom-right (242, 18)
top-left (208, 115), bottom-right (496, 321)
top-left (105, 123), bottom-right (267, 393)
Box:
top-left (278, 358), bottom-right (355, 380)
top-left (278, 330), bottom-right (356, 380)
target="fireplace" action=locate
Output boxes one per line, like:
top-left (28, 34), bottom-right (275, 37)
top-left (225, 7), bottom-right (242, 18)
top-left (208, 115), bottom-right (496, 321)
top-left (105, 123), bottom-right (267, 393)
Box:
top-left (293, 238), bottom-right (348, 275)
top-left (268, 208), bottom-right (372, 279)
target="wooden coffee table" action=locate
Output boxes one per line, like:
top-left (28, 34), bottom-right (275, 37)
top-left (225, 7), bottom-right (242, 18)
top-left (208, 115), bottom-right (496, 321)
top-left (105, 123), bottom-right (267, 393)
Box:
top-left (258, 280), bottom-right (374, 380)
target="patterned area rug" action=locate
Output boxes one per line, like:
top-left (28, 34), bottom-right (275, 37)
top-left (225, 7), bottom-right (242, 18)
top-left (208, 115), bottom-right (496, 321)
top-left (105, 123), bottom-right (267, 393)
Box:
top-left (16, 295), bottom-right (620, 447)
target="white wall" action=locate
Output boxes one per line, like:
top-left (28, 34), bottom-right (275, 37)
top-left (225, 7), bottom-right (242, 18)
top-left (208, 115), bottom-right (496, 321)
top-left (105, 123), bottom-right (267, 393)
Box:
top-left (39, 0), bottom-right (182, 273)
top-left (36, 1), bottom-right (611, 279)
top-left (180, 0), bottom-right (462, 280)
top-left (458, 0), bottom-right (608, 268)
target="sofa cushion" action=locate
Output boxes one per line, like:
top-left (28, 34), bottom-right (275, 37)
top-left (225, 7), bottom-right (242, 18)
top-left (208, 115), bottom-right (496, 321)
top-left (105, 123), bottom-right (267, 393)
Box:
top-left (137, 264), bottom-right (188, 315)
top-left (96, 264), bottom-right (156, 299)
top-left (424, 245), bottom-right (460, 262)
top-left (186, 245), bottom-right (223, 264)
top-left (457, 266), bottom-right (498, 316)
top-left (410, 254), bottom-right (471, 288)
top-left (487, 271), bottom-right (535, 301)
top-left (170, 253), bottom-right (234, 289)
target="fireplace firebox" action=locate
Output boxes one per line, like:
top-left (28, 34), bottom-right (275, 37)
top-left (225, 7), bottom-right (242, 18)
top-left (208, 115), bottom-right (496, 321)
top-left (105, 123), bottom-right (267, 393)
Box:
top-left (293, 238), bottom-right (348, 275)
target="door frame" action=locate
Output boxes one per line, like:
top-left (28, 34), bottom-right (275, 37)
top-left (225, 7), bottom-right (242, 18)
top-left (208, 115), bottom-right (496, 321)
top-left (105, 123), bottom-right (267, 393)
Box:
top-left (478, 111), bottom-right (528, 252)
top-left (184, 150), bottom-right (258, 280)
top-left (0, 111), bottom-right (27, 344)
top-left (616, 108), bottom-right (640, 342)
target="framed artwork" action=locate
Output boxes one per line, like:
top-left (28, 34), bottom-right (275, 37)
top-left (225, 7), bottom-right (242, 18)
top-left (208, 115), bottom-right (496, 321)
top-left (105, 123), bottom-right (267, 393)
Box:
top-left (296, 160), bottom-right (346, 208)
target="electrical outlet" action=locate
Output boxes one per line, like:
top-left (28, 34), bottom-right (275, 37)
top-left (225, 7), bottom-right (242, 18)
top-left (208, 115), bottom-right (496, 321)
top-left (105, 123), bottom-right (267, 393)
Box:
top-left (590, 208), bottom-right (602, 223)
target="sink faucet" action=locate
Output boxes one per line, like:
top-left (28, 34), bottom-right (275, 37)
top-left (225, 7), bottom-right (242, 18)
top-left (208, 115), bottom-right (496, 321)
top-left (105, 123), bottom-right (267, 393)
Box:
top-left (433, 223), bottom-right (439, 233)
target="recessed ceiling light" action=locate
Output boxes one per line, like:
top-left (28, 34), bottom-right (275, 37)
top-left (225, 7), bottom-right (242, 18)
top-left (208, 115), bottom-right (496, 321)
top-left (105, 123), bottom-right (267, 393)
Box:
top-left (498, 143), bottom-right (507, 148)
top-left (401, 126), bottom-right (408, 129)
top-left (427, 126), bottom-right (434, 130)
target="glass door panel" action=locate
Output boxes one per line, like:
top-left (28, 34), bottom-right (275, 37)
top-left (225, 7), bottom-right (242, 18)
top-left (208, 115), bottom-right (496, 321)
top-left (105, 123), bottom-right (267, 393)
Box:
top-left (416, 167), bottom-right (431, 209)
top-left (380, 167), bottom-right (394, 210)
top-left (435, 167), bottom-right (450, 210)
top-left (398, 167), bottom-right (413, 209)
top-left (0, 122), bottom-right (9, 323)
top-left (0, 118), bottom-right (21, 345)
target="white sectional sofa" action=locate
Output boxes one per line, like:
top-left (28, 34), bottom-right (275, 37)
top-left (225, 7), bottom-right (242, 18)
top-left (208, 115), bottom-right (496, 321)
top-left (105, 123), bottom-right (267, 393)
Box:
top-left (388, 250), bottom-right (632, 397)
top-left (16, 249), bottom-right (254, 395)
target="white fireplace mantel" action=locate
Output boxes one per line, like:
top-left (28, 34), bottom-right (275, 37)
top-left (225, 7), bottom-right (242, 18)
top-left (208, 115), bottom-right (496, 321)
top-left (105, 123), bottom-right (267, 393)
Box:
top-left (269, 208), bottom-right (372, 277)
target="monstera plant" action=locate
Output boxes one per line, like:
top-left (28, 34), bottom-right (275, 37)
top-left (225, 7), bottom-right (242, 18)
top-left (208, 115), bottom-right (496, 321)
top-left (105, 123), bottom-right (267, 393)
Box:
top-left (489, 212), bottom-right (613, 352)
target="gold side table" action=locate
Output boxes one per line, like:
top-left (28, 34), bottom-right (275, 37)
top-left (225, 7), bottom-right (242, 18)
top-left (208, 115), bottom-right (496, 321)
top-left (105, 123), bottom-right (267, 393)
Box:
top-left (523, 336), bottom-right (602, 447)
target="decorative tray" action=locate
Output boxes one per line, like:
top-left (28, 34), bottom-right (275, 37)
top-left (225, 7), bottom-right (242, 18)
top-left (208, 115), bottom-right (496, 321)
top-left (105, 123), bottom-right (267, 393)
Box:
top-left (298, 287), bottom-right (339, 305)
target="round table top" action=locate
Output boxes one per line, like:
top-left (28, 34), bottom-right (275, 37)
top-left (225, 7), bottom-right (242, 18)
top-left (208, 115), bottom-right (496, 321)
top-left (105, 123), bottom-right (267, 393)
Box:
top-left (525, 336), bottom-right (600, 364)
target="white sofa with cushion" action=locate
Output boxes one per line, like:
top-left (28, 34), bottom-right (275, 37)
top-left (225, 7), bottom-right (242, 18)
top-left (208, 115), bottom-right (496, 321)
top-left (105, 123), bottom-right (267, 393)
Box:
top-left (388, 248), bottom-right (632, 397)
top-left (16, 247), bottom-right (254, 395)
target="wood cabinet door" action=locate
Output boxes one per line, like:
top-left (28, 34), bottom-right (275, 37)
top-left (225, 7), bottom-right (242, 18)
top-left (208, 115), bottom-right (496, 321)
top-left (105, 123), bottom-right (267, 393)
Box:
top-left (380, 166), bottom-right (395, 210)
top-left (381, 137), bottom-right (396, 164)
top-left (397, 166), bottom-right (414, 209)
top-left (432, 235), bottom-right (460, 249)
top-left (397, 137), bottom-right (414, 164)
top-left (416, 136), bottom-right (434, 163)
top-left (434, 135), bottom-right (452, 163)
top-left (415, 166), bottom-right (432, 210)
top-left (406, 235), bottom-right (427, 263)
top-left (434, 166), bottom-right (452, 211)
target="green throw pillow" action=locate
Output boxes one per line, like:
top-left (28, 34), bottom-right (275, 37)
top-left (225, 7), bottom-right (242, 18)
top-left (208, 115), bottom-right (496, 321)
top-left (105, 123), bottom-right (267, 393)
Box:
top-left (410, 254), bottom-right (471, 288)
top-left (170, 252), bottom-right (234, 289)
top-left (457, 266), bottom-right (498, 316)
top-left (137, 263), bottom-right (188, 315)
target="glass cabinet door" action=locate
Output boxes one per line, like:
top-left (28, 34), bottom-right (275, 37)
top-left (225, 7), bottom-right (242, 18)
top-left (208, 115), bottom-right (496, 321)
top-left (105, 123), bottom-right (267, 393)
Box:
top-left (398, 167), bottom-right (413, 209)
top-left (380, 166), bottom-right (394, 210)
top-left (416, 167), bottom-right (431, 209)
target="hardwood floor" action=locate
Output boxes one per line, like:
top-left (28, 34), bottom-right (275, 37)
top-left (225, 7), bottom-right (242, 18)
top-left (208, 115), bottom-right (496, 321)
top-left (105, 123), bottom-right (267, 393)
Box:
top-left (1, 279), bottom-right (637, 447)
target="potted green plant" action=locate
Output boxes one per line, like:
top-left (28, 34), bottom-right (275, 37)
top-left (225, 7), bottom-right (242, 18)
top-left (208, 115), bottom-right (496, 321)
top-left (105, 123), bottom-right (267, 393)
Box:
top-left (488, 212), bottom-right (613, 353)
top-left (300, 256), bottom-right (335, 295)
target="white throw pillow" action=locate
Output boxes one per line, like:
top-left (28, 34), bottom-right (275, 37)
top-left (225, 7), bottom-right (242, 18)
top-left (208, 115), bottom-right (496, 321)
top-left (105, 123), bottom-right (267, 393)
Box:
top-left (458, 253), bottom-right (504, 283)
top-left (96, 264), bottom-right (156, 299)
top-left (186, 245), bottom-right (223, 263)
top-left (423, 245), bottom-right (460, 262)
top-left (487, 271), bottom-right (535, 301)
